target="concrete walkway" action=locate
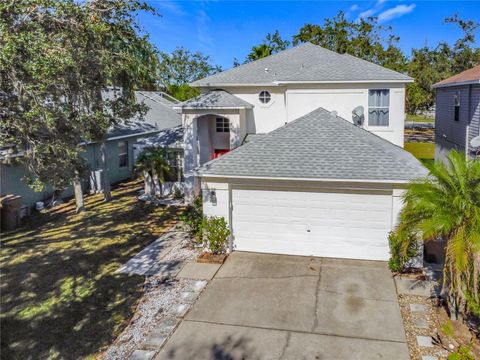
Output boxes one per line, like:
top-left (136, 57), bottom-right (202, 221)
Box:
top-left (117, 230), bottom-right (188, 276)
top-left (156, 252), bottom-right (409, 360)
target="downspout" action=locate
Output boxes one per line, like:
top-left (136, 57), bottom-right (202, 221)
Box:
top-left (465, 84), bottom-right (472, 159)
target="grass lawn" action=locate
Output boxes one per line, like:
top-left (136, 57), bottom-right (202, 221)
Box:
top-left (0, 180), bottom-right (182, 359)
top-left (404, 142), bottom-right (435, 167)
top-left (406, 114), bottom-right (435, 123)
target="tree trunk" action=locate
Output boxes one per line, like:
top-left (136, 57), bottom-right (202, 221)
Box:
top-left (152, 170), bottom-right (161, 197)
top-left (73, 173), bottom-right (85, 213)
top-left (100, 142), bottom-right (111, 201)
top-left (143, 170), bottom-right (154, 195)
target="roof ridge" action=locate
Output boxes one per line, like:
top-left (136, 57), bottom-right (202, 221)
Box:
top-left (191, 43), bottom-right (314, 86)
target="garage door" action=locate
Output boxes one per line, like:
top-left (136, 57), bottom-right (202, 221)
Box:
top-left (232, 188), bottom-right (393, 261)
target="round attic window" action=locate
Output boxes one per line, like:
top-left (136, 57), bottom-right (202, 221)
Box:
top-left (259, 91), bottom-right (271, 104)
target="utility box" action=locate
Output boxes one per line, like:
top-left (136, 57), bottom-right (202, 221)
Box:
top-left (89, 169), bottom-right (105, 193)
top-left (1, 195), bottom-right (22, 231)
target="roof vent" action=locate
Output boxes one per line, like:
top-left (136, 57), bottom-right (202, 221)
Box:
top-left (352, 106), bottom-right (365, 127)
top-left (264, 67), bottom-right (269, 73)
top-left (331, 110), bottom-right (338, 117)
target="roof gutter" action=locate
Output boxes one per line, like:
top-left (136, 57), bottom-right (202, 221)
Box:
top-left (173, 106), bottom-right (253, 110)
top-left (432, 79), bottom-right (480, 89)
top-left (80, 129), bottom-right (162, 145)
top-left (191, 79), bottom-right (414, 87)
top-left (274, 79), bottom-right (414, 84)
top-left (195, 173), bottom-right (413, 184)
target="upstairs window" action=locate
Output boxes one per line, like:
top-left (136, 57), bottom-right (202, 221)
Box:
top-left (454, 91), bottom-right (460, 122)
top-left (259, 90), bottom-right (271, 104)
top-left (118, 141), bottom-right (128, 168)
top-left (216, 117), bottom-right (230, 132)
top-left (368, 89), bottom-right (390, 126)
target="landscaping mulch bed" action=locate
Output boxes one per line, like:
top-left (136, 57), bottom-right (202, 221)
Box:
top-left (197, 252), bottom-right (228, 264)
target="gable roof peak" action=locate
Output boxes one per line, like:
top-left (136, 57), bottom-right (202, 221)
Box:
top-left (192, 42), bottom-right (412, 87)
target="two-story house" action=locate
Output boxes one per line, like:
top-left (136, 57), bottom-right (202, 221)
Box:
top-left (433, 65), bottom-right (480, 161)
top-left (174, 43), bottom-right (427, 261)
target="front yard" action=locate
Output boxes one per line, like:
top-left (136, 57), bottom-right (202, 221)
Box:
top-left (0, 180), bottom-right (182, 359)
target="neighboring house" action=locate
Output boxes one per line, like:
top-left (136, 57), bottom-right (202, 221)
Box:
top-left (176, 42), bottom-right (427, 261)
top-left (433, 65), bottom-right (480, 160)
top-left (0, 91), bottom-right (181, 211)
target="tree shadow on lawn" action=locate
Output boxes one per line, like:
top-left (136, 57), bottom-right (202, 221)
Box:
top-left (0, 180), bottom-right (183, 359)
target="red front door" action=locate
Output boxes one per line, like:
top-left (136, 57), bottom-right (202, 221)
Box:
top-left (214, 149), bottom-right (229, 158)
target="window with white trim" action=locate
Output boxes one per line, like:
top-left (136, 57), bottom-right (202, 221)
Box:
top-left (216, 117), bottom-right (230, 132)
top-left (118, 141), bottom-right (128, 168)
top-left (259, 90), bottom-right (271, 104)
top-left (368, 89), bottom-right (390, 126)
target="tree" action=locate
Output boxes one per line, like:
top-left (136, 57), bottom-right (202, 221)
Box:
top-left (395, 151), bottom-right (480, 319)
top-left (406, 14), bottom-right (480, 114)
top-left (157, 47), bottom-right (221, 101)
top-left (245, 30), bottom-right (290, 62)
top-left (0, 0), bottom-right (158, 211)
top-left (293, 11), bottom-right (407, 72)
top-left (135, 148), bottom-right (173, 198)
top-left (445, 14), bottom-right (480, 74)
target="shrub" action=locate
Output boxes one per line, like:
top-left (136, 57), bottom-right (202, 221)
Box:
top-left (200, 216), bottom-right (231, 254)
top-left (447, 345), bottom-right (476, 360)
top-left (172, 187), bottom-right (183, 200)
top-left (180, 196), bottom-right (203, 241)
top-left (388, 231), bottom-right (420, 273)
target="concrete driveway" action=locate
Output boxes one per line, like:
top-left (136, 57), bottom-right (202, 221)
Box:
top-left (156, 252), bottom-right (409, 360)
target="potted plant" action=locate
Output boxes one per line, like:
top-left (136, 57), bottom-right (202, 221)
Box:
top-left (197, 215), bottom-right (231, 264)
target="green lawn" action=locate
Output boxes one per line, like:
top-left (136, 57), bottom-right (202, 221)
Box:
top-left (406, 114), bottom-right (435, 123)
top-left (404, 142), bottom-right (435, 167)
top-left (0, 180), bottom-right (181, 359)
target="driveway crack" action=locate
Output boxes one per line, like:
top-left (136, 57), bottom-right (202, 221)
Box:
top-left (312, 262), bottom-right (322, 332)
top-left (278, 331), bottom-right (291, 360)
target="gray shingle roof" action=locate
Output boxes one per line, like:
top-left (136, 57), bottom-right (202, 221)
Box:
top-left (198, 107), bottom-right (428, 182)
top-left (192, 43), bottom-right (412, 86)
top-left (242, 133), bottom-right (267, 144)
top-left (135, 91), bottom-right (181, 129)
top-left (107, 121), bottom-right (159, 139)
top-left (175, 90), bottom-right (253, 109)
top-left (136, 126), bottom-right (184, 149)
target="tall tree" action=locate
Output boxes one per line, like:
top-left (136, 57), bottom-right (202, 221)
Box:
top-left (394, 151), bottom-right (480, 320)
top-left (157, 47), bottom-right (221, 101)
top-left (0, 0), bottom-right (158, 211)
top-left (406, 14), bottom-right (480, 114)
top-left (293, 11), bottom-right (407, 72)
top-left (245, 30), bottom-right (290, 62)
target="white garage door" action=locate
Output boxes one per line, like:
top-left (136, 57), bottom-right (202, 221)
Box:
top-left (232, 188), bottom-right (393, 261)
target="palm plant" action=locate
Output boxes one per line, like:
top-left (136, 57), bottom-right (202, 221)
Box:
top-left (135, 148), bottom-right (173, 197)
top-left (395, 150), bottom-right (480, 319)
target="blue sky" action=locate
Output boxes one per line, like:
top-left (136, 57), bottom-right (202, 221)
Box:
top-left (140, 1), bottom-right (480, 69)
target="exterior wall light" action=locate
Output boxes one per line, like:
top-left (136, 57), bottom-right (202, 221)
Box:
top-left (210, 190), bottom-right (217, 206)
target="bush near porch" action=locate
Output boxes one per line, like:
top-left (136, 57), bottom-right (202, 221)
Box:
top-left (0, 180), bottom-right (182, 359)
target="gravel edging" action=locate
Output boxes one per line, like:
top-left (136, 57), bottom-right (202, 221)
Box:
top-left (398, 294), bottom-right (448, 360)
top-left (103, 238), bottom-right (199, 360)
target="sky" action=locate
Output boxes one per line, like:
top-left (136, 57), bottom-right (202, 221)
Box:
top-left (140, 0), bottom-right (480, 69)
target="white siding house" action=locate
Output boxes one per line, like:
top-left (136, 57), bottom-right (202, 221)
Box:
top-left (174, 43), bottom-right (426, 261)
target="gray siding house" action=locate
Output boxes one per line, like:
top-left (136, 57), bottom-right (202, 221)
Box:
top-left (0, 91), bottom-right (181, 210)
top-left (433, 65), bottom-right (480, 160)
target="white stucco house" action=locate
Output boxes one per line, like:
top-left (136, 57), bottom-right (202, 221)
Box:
top-left (173, 42), bottom-right (428, 261)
